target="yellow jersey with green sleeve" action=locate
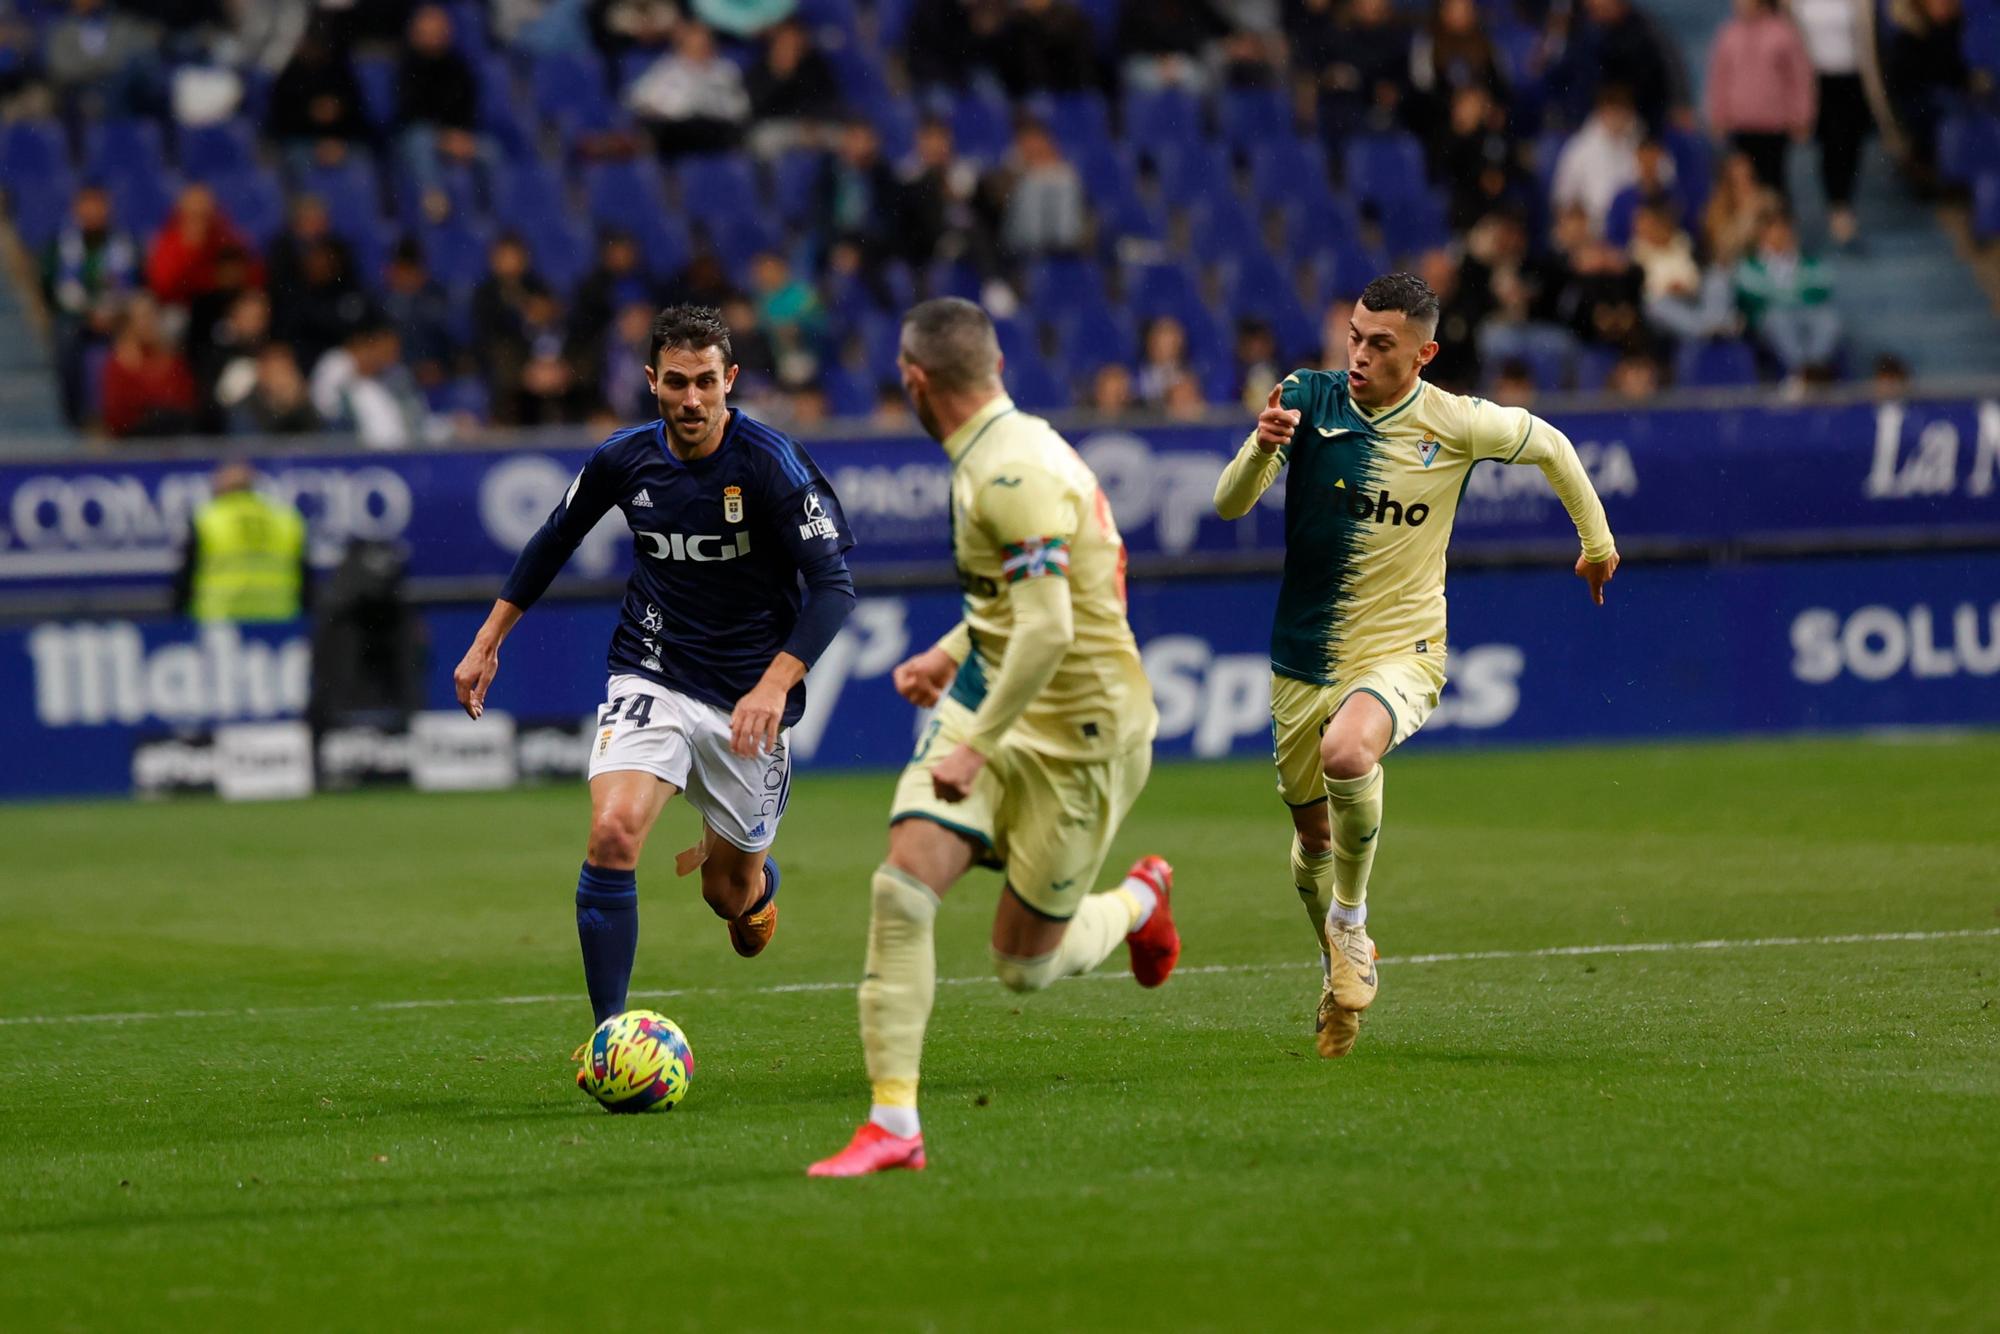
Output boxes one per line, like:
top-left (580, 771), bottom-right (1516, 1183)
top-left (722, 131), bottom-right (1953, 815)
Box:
top-left (1213, 369), bottom-right (1617, 687)
top-left (935, 395), bottom-right (1157, 761)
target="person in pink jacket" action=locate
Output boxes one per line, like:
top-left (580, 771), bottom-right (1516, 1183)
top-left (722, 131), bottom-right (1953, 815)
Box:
top-left (1704, 0), bottom-right (1816, 195)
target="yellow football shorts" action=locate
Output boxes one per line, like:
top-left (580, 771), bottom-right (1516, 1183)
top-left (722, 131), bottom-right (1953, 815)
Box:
top-left (1269, 651), bottom-right (1448, 806)
top-left (889, 699), bottom-right (1153, 919)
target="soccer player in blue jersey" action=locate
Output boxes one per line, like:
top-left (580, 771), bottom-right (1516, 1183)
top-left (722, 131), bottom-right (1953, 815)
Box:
top-left (452, 305), bottom-right (857, 1028)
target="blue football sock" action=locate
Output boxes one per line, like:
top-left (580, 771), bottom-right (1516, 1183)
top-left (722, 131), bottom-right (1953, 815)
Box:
top-left (576, 862), bottom-right (639, 1025)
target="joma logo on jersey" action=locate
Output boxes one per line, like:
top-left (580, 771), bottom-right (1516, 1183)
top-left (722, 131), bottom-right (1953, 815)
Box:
top-left (636, 530), bottom-right (753, 562)
top-left (1332, 478), bottom-right (1431, 526)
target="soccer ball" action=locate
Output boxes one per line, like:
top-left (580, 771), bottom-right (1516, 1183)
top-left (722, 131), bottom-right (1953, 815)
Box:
top-left (576, 1010), bottom-right (694, 1113)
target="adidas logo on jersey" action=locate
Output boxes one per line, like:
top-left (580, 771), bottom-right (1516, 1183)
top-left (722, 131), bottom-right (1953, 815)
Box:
top-left (632, 489), bottom-right (654, 507)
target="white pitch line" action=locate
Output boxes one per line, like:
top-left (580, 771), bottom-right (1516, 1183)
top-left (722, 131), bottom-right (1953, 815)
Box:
top-left (1, 927), bottom-right (1995, 1030)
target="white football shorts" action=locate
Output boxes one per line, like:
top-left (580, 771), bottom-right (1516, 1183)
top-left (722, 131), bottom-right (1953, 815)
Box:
top-left (587, 673), bottom-right (790, 853)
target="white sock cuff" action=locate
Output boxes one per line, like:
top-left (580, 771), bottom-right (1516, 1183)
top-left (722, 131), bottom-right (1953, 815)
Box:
top-left (1118, 877), bottom-right (1157, 929)
top-left (869, 1104), bottom-right (920, 1138)
top-left (1328, 899), bottom-right (1367, 928)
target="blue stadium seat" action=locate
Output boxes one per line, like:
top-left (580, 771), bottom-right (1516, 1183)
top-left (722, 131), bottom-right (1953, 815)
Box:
top-left (395, 157), bottom-right (485, 230)
top-left (1663, 126), bottom-right (1713, 216)
top-left (108, 167), bottom-right (178, 239)
top-left (524, 216), bottom-right (592, 294)
top-left (1146, 139), bottom-right (1229, 203)
top-left (492, 158), bottom-right (566, 232)
top-left (821, 366), bottom-right (877, 417)
top-left (83, 119), bottom-right (167, 183)
top-left (179, 119), bottom-right (258, 182)
top-left (428, 373), bottom-right (490, 419)
top-left (701, 212), bottom-right (782, 277)
top-left (443, 1), bottom-right (490, 61)
top-left (7, 166), bottom-right (73, 247)
top-left (1676, 337), bottom-right (1759, 388)
top-left (352, 54), bottom-right (399, 133)
top-left (418, 216), bottom-right (493, 289)
top-left (824, 267), bottom-right (884, 325)
top-left (1375, 189), bottom-right (1451, 259)
top-left (770, 149), bottom-right (825, 225)
top-left (622, 209), bottom-right (691, 282)
top-left (1024, 255), bottom-right (1105, 324)
top-left (859, 312), bottom-right (903, 381)
top-left (1124, 259), bottom-right (1207, 324)
top-left (1052, 304), bottom-right (1138, 368)
top-left (1218, 87), bottom-right (1294, 152)
top-left (1007, 347), bottom-right (1069, 411)
top-left (1032, 90), bottom-right (1112, 160)
top-left (1122, 87), bottom-right (1204, 152)
top-left (1186, 193), bottom-right (1261, 268)
top-left (582, 157), bottom-right (669, 224)
top-left (1977, 170), bottom-right (2000, 239)
top-left (1279, 195), bottom-right (1365, 267)
top-left (532, 51), bottom-right (619, 144)
top-left (1574, 344), bottom-right (1620, 393)
top-left (475, 62), bottom-right (538, 160)
top-left (1342, 131), bottom-right (1427, 210)
top-left (298, 155), bottom-right (386, 240)
top-left (923, 257), bottom-right (982, 301)
top-left (676, 154), bottom-right (760, 219)
top-left (342, 216), bottom-right (395, 289)
top-left (1940, 112), bottom-right (2000, 186)
top-left (1246, 135), bottom-right (1334, 210)
top-left (1, 119), bottom-right (68, 182)
top-left (208, 167), bottom-right (285, 245)
top-left (1218, 249), bottom-right (1316, 355)
top-left (950, 89), bottom-right (1015, 162)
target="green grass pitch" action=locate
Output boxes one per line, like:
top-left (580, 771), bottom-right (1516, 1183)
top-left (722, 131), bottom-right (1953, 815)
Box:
top-left (3, 735), bottom-right (1997, 1332)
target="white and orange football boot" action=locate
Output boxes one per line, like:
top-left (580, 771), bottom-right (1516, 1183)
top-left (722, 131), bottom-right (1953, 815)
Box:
top-left (807, 1122), bottom-right (927, 1178)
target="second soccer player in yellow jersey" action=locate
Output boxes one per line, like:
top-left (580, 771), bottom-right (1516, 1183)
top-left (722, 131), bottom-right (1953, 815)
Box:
top-left (1214, 273), bottom-right (1620, 1058)
top-left (810, 298), bottom-right (1180, 1177)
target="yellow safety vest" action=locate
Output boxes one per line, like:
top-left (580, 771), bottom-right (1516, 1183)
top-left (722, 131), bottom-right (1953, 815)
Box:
top-left (190, 490), bottom-right (307, 623)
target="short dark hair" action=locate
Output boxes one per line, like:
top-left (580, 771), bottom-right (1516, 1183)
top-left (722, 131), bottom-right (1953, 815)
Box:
top-left (1357, 272), bottom-right (1441, 338)
top-left (901, 297), bottom-right (1000, 390)
top-left (650, 304), bottom-right (734, 369)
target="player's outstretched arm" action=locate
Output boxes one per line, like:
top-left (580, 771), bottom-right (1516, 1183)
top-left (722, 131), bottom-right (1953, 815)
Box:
top-left (1215, 382), bottom-right (1298, 520)
top-left (1499, 413), bottom-right (1619, 606)
top-left (453, 599), bottom-right (523, 719)
top-left (727, 479), bottom-right (858, 756)
top-left (892, 622), bottom-right (969, 707)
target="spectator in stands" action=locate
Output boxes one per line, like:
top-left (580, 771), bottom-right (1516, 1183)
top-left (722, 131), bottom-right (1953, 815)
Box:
top-left (1164, 375), bottom-right (1210, 421)
top-left (593, 0), bottom-right (680, 54)
top-left (272, 237), bottom-right (365, 371)
top-left (896, 115), bottom-right (990, 271)
top-left (667, 250), bottom-right (735, 309)
top-left (472, 232), bottom-right (542, 351)
top-left (380, 240), bottom-right (457, 392)
top-left (267, 16), bottom-right (372, 172)
top-left (600, 300), bottom-right (657, 420)
top-left (1490, 356), bottom-right (1537, 405)
top-left (1320, 297), bottom-right (1356, 368)
top-left (101, 296), bottom-right (197, 438)
top-left (871, 383), bottom-right (916, 428)
top-left (995, 0), bottom-right (1101, 96)
top-left (1550, 204), bottom-right (1648, 353)
top-left (1088, 362), bottom-right (1136, 413)
top-left (197, 286), bottom-right (272, 432)
top-left (1562, 0), bottom-right (1679, 131)
top-left (1883, 0), bottom-right (1968, 191)
top-left (45, 0), bottom-right (162, 122)
top-left (1871, 354), bottom-right (1912, 400)
top-left (1703, 150), bottom-right (1781, 267)
top-left (1734, 208), bottom-right (1840, 381)
top-left (1794, 0), bottom-right (1868, 245)
top-left (1135, 314), bottom-right (1194, 407)
top-left (1120, 0), bottom-right (1228, 92)
top-left (1413, 0), bottom-right (1507, 107)
top-left (1553, 86), bottom-right (1643, 236)
top-left (567, 229), bottom-right (654, 369)
top-left (745, 18), bottom-right (842, 153)
top-left (42, 184), bottom-right (138, 427)
top-left (145, 183), bottom-right (262, 309)
top-left (1603, 138), bottom-right (1685, 246)
top-left (266, 195), bottom-right (353, 310)
top-left (627, 21), bottom-right (750, 157)
top-left (1704, 0), bottom-right (1815, 196)
top-left (786, 383), bottom-right (830, 429)
top-left (996, 120), bottom-right (1086, 262)
top-left (820, 119), bottom-right (900, 269)
top-left (311, 320), bottom-right (431, 447)
top-left (1299, 0), bottom-right (1413, 135)
top-left (229, 344), bottom-right (323, 435)
top-left (719, 291), bottom-right (780, 388)
top-left (495, 286), bottom-right (585, 426)
top-left (1223, 317), bottom-right (1283, 411)
top-left (904, 0), bottom-right (1006, 94)
top-left (1607, 351), bottom-right (1662, 400)
top-left (1631, 200), bottom-right (1739, 342)
top-left (395, 5), bottom-right (484, 195)
top-left (751, 249), bottom-right (826, 382)
top-left (1435, 84), bottom-right (1525, 232)
top-left (1419, 247), bottom-right (1483, 390)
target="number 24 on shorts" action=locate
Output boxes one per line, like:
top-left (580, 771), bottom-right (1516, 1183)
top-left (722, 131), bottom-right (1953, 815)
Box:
top-left (600, 694), bottom-right (656, 729)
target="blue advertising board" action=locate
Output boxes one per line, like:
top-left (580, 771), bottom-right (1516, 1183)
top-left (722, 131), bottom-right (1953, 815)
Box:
top-left (7, 552), bottom-right (1997, 799)
top-left (1, 396), bottom-right (1995, 598)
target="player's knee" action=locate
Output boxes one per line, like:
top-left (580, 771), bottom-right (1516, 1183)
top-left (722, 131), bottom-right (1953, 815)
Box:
top-left (991, 948), bottom-right (1061, 993)
top-left (587, 808), bottom-right (647, 868)
top-left (1295, 827), bottom-right (1332, 857)
top-left (1320, 737), bottom-right (1377, 782)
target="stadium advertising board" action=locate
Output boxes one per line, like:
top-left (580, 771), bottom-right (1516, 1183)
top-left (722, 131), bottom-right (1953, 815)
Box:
top-left (5, 553), bottom-right (1996, 798)
top-left (0, 397), bottom-right (1995, 597)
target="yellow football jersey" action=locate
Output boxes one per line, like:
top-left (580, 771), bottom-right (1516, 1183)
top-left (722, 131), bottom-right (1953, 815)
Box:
top-left (936, 395), bottom-right (1157, 760)
top-left (1215, 370), bottom-right (1616, 686)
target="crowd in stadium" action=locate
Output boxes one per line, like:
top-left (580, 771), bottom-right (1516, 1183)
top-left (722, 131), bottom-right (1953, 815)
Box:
top-left (0, 0), bottom-right (1973, 442)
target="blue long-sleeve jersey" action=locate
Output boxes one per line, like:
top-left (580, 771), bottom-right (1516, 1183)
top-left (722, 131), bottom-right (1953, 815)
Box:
top-left (499, 412), bottom-right (857, 727)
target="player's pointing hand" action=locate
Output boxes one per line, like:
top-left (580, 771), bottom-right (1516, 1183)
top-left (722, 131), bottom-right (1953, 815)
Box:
top-left (453, 639), bottom-right (499, 719)
top-left (1575, 550), bottom-right (1620, 606)
top-left (1255, 383), bottom-right (1301, 453)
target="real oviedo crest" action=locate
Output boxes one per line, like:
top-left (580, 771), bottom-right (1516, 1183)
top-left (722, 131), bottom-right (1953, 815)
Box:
top-left (723, 486), bottom-right (744, 524)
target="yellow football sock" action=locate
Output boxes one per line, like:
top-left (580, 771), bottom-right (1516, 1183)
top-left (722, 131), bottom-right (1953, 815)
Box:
top-left (993, 889), bottom-right (1136, 992)
top-left (1292, 834), bottom-right (1336, 953)
top-left (859, 864), bottom-right (938, 1108)
top-left (1324, 764), bottom-right (1384, 910)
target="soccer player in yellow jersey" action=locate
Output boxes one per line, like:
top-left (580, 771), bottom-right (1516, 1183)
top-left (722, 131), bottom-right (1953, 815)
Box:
top-left (809, 297), bottom-right (1181, 1177)
top-left (1214, 273), bottom-right (1620, 1059)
